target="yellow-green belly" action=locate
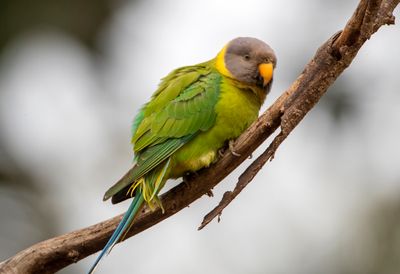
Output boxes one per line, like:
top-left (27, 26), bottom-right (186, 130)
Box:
top-left (169, 78), bottom-right (262, 178)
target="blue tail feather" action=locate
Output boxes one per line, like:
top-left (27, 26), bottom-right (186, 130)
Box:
top-left (88, 194), bottom-right (144, 274)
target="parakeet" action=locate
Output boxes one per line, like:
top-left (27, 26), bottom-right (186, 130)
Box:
top-left (89, 37), bottom-right (276, 273)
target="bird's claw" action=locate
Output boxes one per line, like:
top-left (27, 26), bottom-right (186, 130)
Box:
top-left (229, 140), bottom-right (241, 157)
top-left (218, 148), bottom-right (225, 158)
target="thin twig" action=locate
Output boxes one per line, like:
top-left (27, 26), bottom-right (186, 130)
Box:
top-left (199, 0), bottom-right (399, 230)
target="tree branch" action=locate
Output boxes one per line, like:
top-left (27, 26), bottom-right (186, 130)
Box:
top-left (199, 0), bottom-right (400, 230)
top-left (0, 0), bottom-right (398, 273)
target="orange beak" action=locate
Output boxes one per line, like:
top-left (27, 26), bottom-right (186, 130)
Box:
top-left (258, 63), bottom-right (274, 87)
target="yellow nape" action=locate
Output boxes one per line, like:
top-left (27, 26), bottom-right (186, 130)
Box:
top-left (215, 44), bottom-right (233, 78)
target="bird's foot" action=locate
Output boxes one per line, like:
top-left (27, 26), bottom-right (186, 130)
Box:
top-left (218, 148), bottom-right (226, 158)
top-left (229, 140), bottom-right (241, 157)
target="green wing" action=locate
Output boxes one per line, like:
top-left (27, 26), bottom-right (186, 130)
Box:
top-left (104, 65), bottom-right (221, 201)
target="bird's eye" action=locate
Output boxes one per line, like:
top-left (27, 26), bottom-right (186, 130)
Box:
top-left (244, 54), bottom-right (250, 60)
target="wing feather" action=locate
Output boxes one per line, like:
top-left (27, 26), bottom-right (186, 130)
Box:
top-left (105, 66), bottom-right (222, 200)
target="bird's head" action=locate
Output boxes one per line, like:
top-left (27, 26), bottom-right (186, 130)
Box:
top-left (215, 37), bottom-right (276, 91)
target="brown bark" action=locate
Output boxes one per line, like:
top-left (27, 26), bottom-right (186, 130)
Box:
top-left (0, 0), bottom-right (399, 273)
top-left (199, 0), bottom-right (399, 230)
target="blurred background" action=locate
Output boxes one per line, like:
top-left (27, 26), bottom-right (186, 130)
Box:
top-left (1, 0), bottom-right (400, 273)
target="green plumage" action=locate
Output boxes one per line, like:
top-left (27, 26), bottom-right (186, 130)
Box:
top-left (90, 37), bottom-right (275, 273)
top-left (104, 61), bottom-right (264, 204)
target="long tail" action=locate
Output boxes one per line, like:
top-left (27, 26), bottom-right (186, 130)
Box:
top-left (88, 159), bottom-right (171, 273)
top-left (88, 193), bottom-right (144, 274)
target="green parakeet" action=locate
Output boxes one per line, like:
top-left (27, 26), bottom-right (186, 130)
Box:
top-left (89, 37), bottom-right (276, 273)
